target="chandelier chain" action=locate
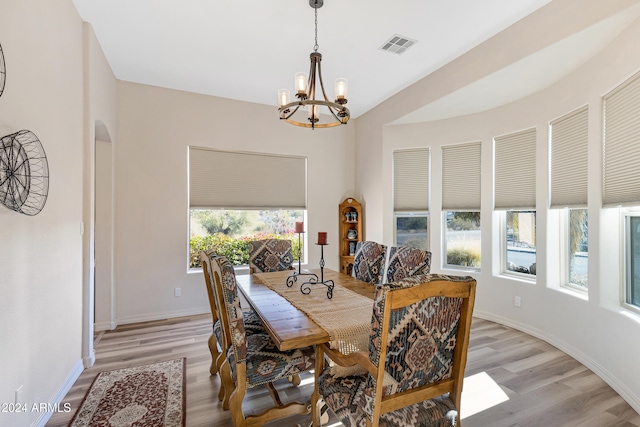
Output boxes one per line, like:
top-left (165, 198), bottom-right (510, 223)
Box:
top-left (314, 4), bottom-right (319, 52)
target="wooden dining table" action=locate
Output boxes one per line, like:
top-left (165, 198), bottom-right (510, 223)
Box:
top-left (236, 268), bottom-right (375, 351)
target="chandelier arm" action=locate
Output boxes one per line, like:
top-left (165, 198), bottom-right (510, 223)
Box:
top-left (280, 103), bottom-right (303, 120)
top-left (315, 58), bottom-right (332, 104)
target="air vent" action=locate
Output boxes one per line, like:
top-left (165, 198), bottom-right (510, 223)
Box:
top-left (380, 34), bottom-right (417, 55)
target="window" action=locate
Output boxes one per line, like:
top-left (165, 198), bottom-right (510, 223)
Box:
top-left (565, 209), bottom-right (588, 289)
top-left (188, 148), bottom-right (307, 268)
top-left (395, 213), bottom-right (428, 250)
top-left (494, 129), bottom-right (536, 277)
top-left (626, 215), bottom-right (640, 310)
top-left (442, 142), bottom-right (481, 269)
top-left (444, 212), bottom-right (481, 268)
top-left (393, 148), bottom-right (430, 248)
top-left (604, 73), bottom-right (640, 311)
top-left (549, 107), bottom-right (589, 290)
top-left (506, 211), bottom-right (537, 275)
top-left (189, 209), bottom-right (304, 268)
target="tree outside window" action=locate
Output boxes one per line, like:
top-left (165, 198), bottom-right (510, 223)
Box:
top-left (189, 209), bottom-right (304, 268)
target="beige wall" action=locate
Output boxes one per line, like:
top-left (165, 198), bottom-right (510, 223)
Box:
top-left (355, 1), bottom-right (640, 413)
top-left (0, 1), bottom-right (85, 426)
top-left (114, 82), bottom-right (355, 324)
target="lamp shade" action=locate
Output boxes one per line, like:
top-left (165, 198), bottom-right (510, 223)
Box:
top-left (334, 78), bottom-right (348, 100)
top-left (278, 89), bottom-right (290, 107)
top-left (295, 72), bottom-right (307, 95)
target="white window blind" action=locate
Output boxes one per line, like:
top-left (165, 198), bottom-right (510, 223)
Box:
top-left (442, 142), bottom-right (481, 210)
top-left (494, 128), bottom-right (537, 210)
top-left (393, 148), bottom-right (430, 212)
top-left (550, 106), bottom-right (588, 208)
top-left (603, 71), bottom-right (640, 207)
top-left (189, 147), bottom-right (306, 209)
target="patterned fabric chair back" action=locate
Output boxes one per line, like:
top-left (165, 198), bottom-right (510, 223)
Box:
top-left (384, 246), bottom-right (431, 282)
top-left (364, 274), bottom-right (476, 423)
top-left (248, 239), bottom-right (294, 273)
top-left (210, 255), bottom-right (247, 362)
top-left (352, 241), bottom-right (387, 284)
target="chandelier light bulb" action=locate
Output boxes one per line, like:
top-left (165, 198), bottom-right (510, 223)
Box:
top-left (295, 72), bottom-right (308, 96)
top-left (278, 89), bottom-right (290, 108)
top-left (334, 78), bottom-right (348, 102)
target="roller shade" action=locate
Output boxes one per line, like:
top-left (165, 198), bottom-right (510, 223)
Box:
top-left (550, 106), bottom-right (588, 208)
top-left (494, 128), bottom-right (537, 210)
top-left (393, 148), bottom-right (430, 212)
top-left (189, 147), bottom-right (306, 209)
top-left (442, 141), bottom-right (481, 210)
top-left (603, 71), bottom-right (640, 207)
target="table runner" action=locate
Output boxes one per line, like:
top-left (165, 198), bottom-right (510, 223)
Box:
top-left (254, 270), bottom-right (373, 364)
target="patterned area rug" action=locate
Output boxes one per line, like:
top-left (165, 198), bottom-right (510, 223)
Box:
top-left (69, 358), bottom-right (185, 427)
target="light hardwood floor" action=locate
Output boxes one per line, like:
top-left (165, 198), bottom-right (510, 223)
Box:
top-left (46, 315), bottom-right (640, 427)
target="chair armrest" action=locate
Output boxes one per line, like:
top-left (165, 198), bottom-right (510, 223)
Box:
top-left (318, 343), bottom-right (377, 375)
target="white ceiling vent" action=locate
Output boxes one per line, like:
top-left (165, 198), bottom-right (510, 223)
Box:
top-left (380, 34), bottom-right (417, 55)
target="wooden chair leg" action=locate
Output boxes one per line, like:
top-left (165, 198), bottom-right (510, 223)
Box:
top-left (266, 382), bottom-right (284, 406)
top-left (230, 365), bottom-right (248, 427)
top-left (219, 358), bottom-right (234, 410)
top-left (208, 334), bottom-right (219, 375)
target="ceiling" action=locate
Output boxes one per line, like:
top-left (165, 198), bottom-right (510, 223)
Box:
top-left (71, 0), bottom-right (638, 122)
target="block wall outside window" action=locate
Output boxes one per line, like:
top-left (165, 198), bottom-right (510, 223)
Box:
top-left (506, 211), bottom-right (537, 275)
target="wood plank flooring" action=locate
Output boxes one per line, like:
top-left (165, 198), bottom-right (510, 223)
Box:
top-left (46, 315), bottom-right (640, 427)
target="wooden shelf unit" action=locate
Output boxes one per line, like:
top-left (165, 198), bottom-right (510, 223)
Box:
top-left (338, 198), bottom-right (363, 275)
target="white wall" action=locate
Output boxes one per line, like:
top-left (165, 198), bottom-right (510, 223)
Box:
top-left (114, 82), bottom-right (355, 324)
top-left (357, 4), bottom-right (640, 414)
top-left (0, 1), bottom-right (86, 426)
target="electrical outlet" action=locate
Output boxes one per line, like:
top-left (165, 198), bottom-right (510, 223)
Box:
top-left (174, 287), bottom-right (181, 297)
top-left (514, 296), bottom-right (522, 307)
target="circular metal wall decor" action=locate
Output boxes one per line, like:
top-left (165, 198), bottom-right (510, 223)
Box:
top-left (0, 130), bottom-right (49, 215)
top-left (0, 42), bottom-right (5, 97)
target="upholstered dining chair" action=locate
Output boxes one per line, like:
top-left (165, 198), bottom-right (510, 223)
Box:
top-left (312, 274), bottom-right (477, 427)
top-left (384, 245), bottom-right (432, 283)
top-left (210, 254), bottom-right (316, 426)
top-left (352, 241), bottom-right (388, 285)
top-left (248, 239), bottom-right (294, 273)
top-left (200, 250), bottom-right (267, 405)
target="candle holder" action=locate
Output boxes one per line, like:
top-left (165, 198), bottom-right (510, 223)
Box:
top-left (299, 243), bottom-right (335, 299)
top-left (285, 229), bottom-right (309, 285)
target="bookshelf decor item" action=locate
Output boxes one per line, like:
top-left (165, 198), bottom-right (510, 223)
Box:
top-left (339, 198), bottom-right (363, 275)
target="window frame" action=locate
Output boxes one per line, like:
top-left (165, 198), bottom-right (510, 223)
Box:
top-left (442, 211), bottom-right (481, 271)
top-left (559, 208), bottom-right (588, 292)
top-left (501, 210), bottom-right (537, 280)
top-left (623, 210), bottom-right (640, 315)
top-left (393, 211), bottom-right (429, 251)
top-left (187, 207), bottom-right (307, 271)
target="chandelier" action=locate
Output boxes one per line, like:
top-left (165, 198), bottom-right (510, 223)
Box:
top-left (277, 0), bottom-right (350, 129)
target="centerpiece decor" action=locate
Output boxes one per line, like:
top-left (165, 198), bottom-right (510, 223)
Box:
top-left (287, 231), bottom-right (335, 299)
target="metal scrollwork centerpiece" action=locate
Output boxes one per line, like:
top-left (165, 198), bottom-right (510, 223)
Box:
top-left (286, 243), bottom-right (334, 299)
top-left (0, 130), bottom-right (50, 215)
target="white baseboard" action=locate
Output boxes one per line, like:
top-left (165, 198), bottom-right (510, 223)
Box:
top-left (94, 320), bottom-right (116, 331)
top-left (117, 307), bottom-right (209, 325)
top-left (474, 310), bottom-right (640, 415)
top-left (33, 359), bottom-right (84, 427)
